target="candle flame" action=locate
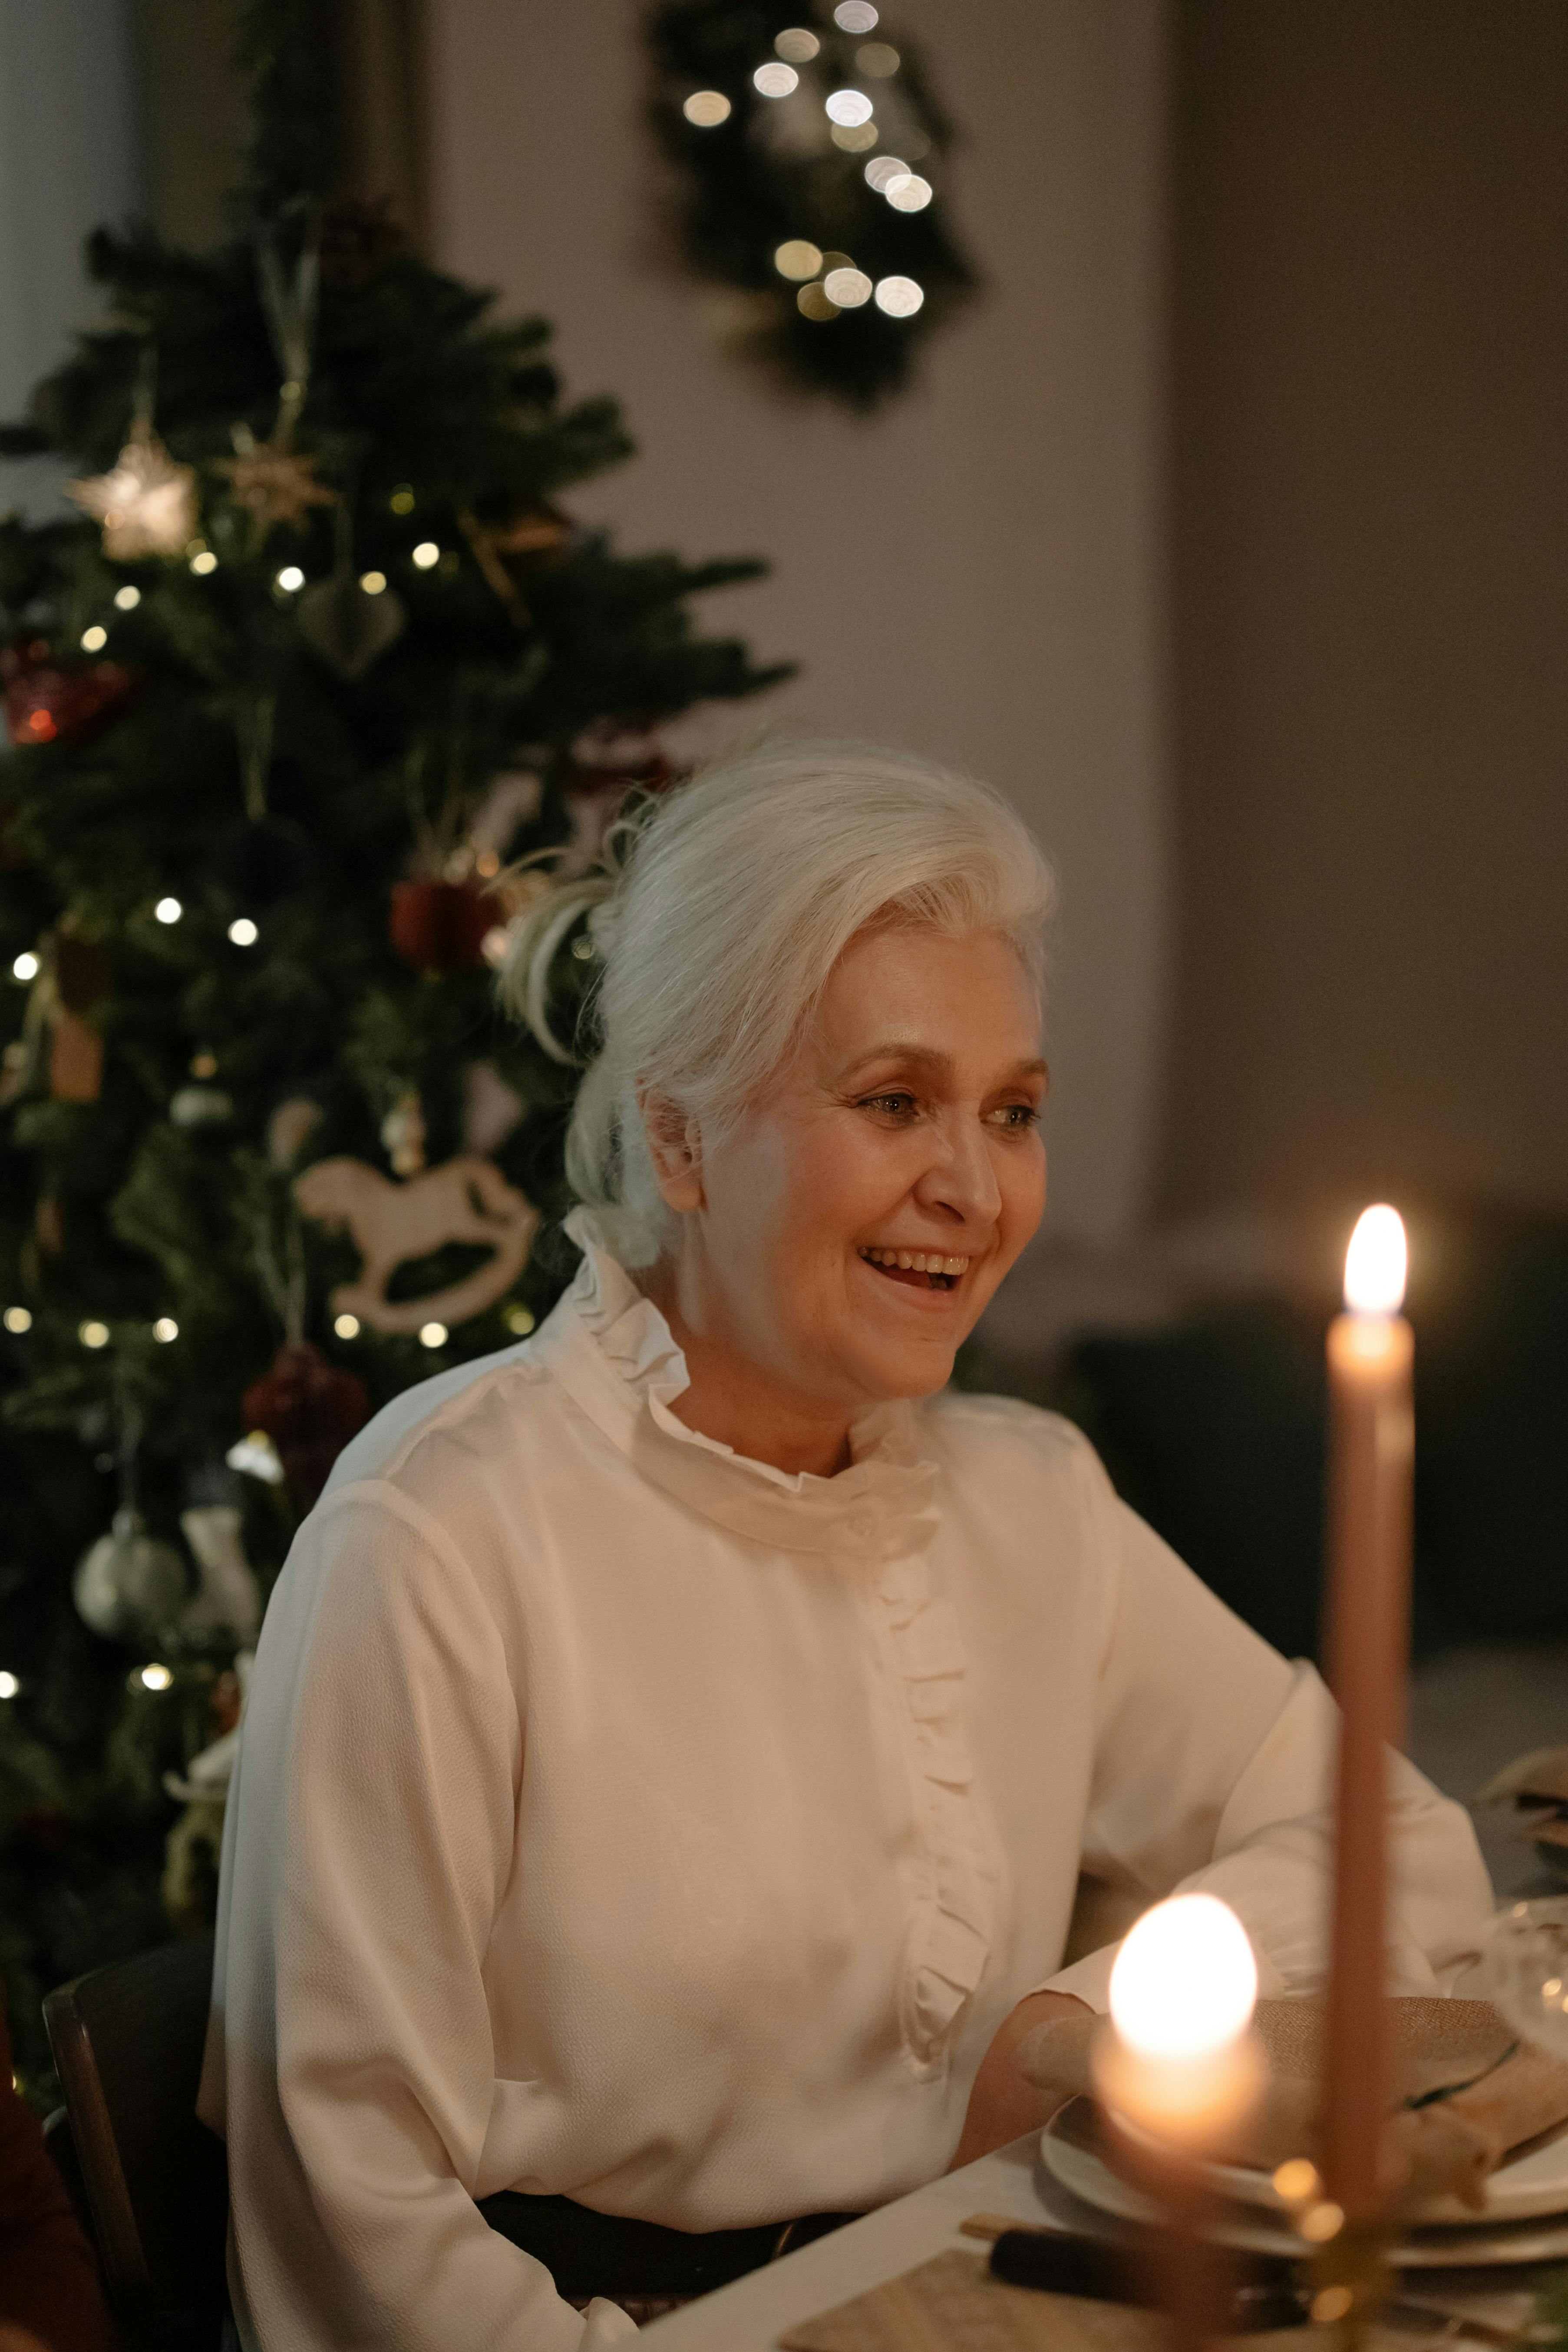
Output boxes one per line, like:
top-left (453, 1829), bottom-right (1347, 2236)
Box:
top-left (1343, 1204), bottom-right (1407, 1315)
top-left (1108, 1893), bottom-right (1258, 2062)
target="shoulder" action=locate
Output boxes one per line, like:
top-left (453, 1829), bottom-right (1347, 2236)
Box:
top-left (924, 1388), bottom-right (1109, 1496)
top-left (321, 1340), bottom-right (555, 1506)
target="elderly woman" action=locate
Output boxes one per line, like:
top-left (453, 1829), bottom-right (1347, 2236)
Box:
top-left (203, 743), bottom-right (1490, 2350)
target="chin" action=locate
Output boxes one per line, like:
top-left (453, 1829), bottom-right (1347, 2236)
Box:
top-left (849, 1337), bottom-right (960, 1404)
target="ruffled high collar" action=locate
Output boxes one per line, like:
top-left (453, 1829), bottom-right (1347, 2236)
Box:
top-left (530, 1212), bottom-right (940, 1564)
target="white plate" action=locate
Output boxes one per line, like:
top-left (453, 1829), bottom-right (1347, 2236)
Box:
top-left (1039, 2101), bottom-right (1568, 2269)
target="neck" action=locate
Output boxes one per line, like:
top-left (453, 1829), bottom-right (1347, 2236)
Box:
top-left (638, 1264), bottom-right (855, 1480)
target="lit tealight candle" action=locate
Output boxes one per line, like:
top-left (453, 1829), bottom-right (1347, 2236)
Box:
top-left (1095, 1893), bottom-right (1266, 2153)
top-left (1321, 1205), bottom-right (1415, 2232)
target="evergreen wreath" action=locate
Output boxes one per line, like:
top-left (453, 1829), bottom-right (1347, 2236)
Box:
top-left (645, 0), bottom-right (978, 408)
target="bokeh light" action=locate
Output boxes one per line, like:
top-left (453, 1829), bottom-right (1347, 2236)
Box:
top-left (0, 1672), bottom-right (17, 1700)
top-left (334, 1313), bottom-right (361, 1340)
top-left (823, 267), bottom-right (872, 307)
top-left (419, 1321), bottom-right (449, 1349)
top-left (155, 896), bottom-right (182, 924)
top-left (228, 917), bottom-right (258, 946)
top-left (874, 274), bottom-right (925, 317)
top-left (139, 1662), bottom-right (173, 1692)
top-left (856, 42), bottom-right (900, 75)
top-left (390, 485), bottom-right (416, 514)
top-left (189, 549), bottom-right (218, 575)
top-left (865, 154), bottom-right (909, 192)
top-left (775, 239), bottom-right (824, 281)
top-left (830, 120), bottom-right (878, 151)
top-left (113, 584), bottom-right (141, 610)
top-left (80, 624), bottom-right (108, 653)
top-left (3, 1308), bottom-right (33, 1334)
top-left (11, 953), bottom-right (38, 983)
top-left (153, 1317), bottom-right (178, 1343)
top-left (774, 27), bottom-right (819, 62)
top-left (412, 542), bottom-right (440, 569)
top-left (682, 89), bottom-right (732, 126)
top-left (834, 0), bottom-right (878, 28)
top-left (753, 62), bottom-right (798, 97)
top-left (79, 1321), bottom-right (110, 1349)
top-left (797, 283), bottom-right (841, 322)
top-left (885, 172), bottom-right (933, 211)
top-left (276, 565), bottom-right (305, 592)
top-left (824, 88), bottom-right (873, 126)
top-left (359, 569), bottom-right (387, 595)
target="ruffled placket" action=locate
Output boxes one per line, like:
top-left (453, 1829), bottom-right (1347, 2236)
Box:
top-left (537, 1214), bottom-right (1000, 2068)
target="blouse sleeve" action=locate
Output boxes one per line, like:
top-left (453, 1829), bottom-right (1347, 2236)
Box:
top-left (211, 1484), bottom-right (636, 2352)
top-left (1036, 1455), bottom-right (1493, 2013)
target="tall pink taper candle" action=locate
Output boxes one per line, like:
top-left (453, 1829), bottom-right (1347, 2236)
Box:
top-left (1320, 1205), bottom-right (1415, 2228)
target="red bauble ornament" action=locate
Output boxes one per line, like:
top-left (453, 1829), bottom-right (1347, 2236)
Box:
top-left (389, 879), bottom-right (502, 971)
top-left (241, 1341), bottom-right (370, 1513)
top-left (1, 637), bottom-right (140, 748)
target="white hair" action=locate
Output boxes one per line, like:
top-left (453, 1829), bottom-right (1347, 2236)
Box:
top-left (500, 739), bottom-right (1056, 1267)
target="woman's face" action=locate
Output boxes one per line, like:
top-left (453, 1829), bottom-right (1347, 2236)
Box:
top-left (654, 924), bottom-right (1047, 1422)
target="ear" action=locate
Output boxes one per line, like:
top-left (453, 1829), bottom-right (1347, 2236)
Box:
top-left (639, 1089), bottom-right (705, 1214)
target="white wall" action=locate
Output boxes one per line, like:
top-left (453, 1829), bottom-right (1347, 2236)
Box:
top-left (0, 0), bottom-right (145, 514)
top-left (423, 0), bottom-right (1171, 1248)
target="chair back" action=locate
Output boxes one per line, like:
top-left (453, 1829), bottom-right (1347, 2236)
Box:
top-left (43, 1933), bottom-right (230, 2349)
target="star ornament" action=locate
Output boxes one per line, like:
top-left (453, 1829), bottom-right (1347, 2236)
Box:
top-left (67, 426), bottom-right (198, 561)
top-left (216, 445), bottom-right (337, 536)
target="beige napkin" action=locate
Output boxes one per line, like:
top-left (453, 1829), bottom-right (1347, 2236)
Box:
top-left (1017, 1997), bottom-right (1568, 2212)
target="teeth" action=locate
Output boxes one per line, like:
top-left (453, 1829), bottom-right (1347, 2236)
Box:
top-left (860, 1246), bottom-right (969, 1276)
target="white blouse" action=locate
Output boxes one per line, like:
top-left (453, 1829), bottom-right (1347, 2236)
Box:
top-left (203, 1224), bottom-right (1492, 2352)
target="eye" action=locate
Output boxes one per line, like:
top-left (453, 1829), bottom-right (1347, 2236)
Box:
top-left (859, 1091), bottom-right (918, 1117)
top-left (988, 1102), bottom-right (1042, 1131)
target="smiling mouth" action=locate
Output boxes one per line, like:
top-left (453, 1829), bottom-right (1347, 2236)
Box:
top-left (858, 1246), bottom-right (970, 1292)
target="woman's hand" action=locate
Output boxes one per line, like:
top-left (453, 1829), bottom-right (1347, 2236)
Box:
top-left (947, 1989), bottom-right (1095, 2171)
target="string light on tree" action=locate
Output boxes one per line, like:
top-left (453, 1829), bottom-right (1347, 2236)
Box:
top-left (823, 267), bottom-right (872, 308)
top-left (885, 173), bottom-right (932, 212)
top-left (411, 542), bottom-right (440, 570)
top-left (753, 61), bottom-right (797, 96)
top-left (682, 89), bottom-right (731, 125)
top-left (139, 1662), bottom-right (173, 1692)
top-left (189, 548), bottom-right (218, 576)
top-left (3, 1308), bottom-right (32, 1334)
top-left (834, 0), bottom-right (878, 28)
top-left (152, 1317), bottom-right (179, 1343)
top-left (775, 241), bottom-right (824, 281)
top-left (112, 585), bottom-right (140, 611)
top-left (155, 896), bottom-right (183, 924)
top-left (80, 625), bottom-right (108, 653)
top-left (12, 952), bottom-right (38, 982)
top-left (79, 1320), bottom-right (110, 1348)
top-left (0, 1672), bottom-right (18, 1700)
top-left (276, 565), bottom-right (305, 592)
top-left (419, 1321), bottom-right (449, 1349)
top-left (229, 918), bottom-right (259, 946)
top-left (359, 570), bottom-right (387, 595)
top-left (825, 88), bottom-right (873, 126)
top-left (334, 1313), bottom-right (361, 1339)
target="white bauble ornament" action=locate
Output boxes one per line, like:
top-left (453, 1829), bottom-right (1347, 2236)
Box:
top-left (74, 1507), bottom-right (188, 1642)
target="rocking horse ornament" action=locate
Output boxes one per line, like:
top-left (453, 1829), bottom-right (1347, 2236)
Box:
top-left (294, 1153), bottom-right (539, 1335)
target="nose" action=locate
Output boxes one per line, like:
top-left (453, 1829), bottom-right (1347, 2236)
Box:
top-left (913, 1108), bottom-right (1003, 1231)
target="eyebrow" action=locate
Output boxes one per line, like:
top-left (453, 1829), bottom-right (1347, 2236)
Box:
top-left (839, 1044), bottom-right (1050, 1087)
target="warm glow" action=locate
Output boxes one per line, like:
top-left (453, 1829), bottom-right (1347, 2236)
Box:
top-left (0, 1672), bottom-right (17, 1700)
top-left (153, 1317), bottom-right (178, 1343)
top-left (797, 283), bottom-right (841, 321)
top-left (3, 1307), bottom-right (32, 1334)
top-left (753, 62), bottom-right (798, 97)
top-left (825, 87), bottom-right (873, 126)
top-left (155, 896), bottom-right (183, 924)
top-left (140, 1662), bottom-right (173, 1692)
top-left (1109, 1893), bottom-right (1258, 2062)
top-left (113, 585), bottom-right (141, 610)
top-left (334, 1313), bottom-right (361, 1340)
top-left (80, 624), bottom-right (108, 652)
top-left (11, 952), bottom-right (38, 982)
top-left (79, 1320), bottom-right (110, 1349)
top-left (774, 239), bottom-right (824, 281)
top-left (189, 549), bottom-right (218, 575)
top-left (412, 542), bottom-right (440, 569)
top-left (856, 40), bottom-right (899, 75)
top-left (276, 565), bottom-right (305, 592)
top-left (228, 917), bottom-right (258, 945)
top-left (885, 172), bottom-right (933, 211)
top-left (834, 0), bottom-right (878, 28)
top-left (829, 120), bottom-right (878, 151)
top-left (1343, 1204), bottom-right (1407, 1315)
top-left (390, 486), bottom-right (416, 514)
top-left (505, 1303), bottom-right (535, 1337)
top-left (874, 274), bottom-right (924, 317)
top-left (774, 27), bottom-right (819, 62)
top-left (359, 569), bottom-right (387, 595)
top-left (823, 267), bottom-right (872, 308)
top-left (480, 925), bottom-right (510, 967)
top-left (682, 89), bottom-right (732, 126)
top-left (419, 1321), bottom-right (449, 1349)
top-left (865, 153), bottom-right (909, 192)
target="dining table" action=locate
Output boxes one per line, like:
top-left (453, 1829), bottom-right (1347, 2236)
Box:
top-left (637, 2130), bottom-right (1556, 2352)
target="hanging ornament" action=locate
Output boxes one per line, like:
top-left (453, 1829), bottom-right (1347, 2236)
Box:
top-left (294, 1155), bottom-right (540, 1335)
top-left (74, 1506), bottom-right (188, 1644)
top-left (1, 637), bottom-right (141, 748)
top-left (67, 421), bottom-right (198, 559)
top-left (43, 929), bottom-right (111, 1103)
top-left (388, 877), bottom-right (501, 971)
top-left (380, 1090), bottom-right (427, 1177)
top-left (49, 1012), bottom-right (102, 1103)
top-left (267, 1095), bottom-right (323, 1169)
top-left (215, 436), bottom-right (335, 538)
top-left (177, 1505), bottom-right (261, 1644)
top-left (296, 505), bottom-right (406, 680)
top-left (241, 1341), bottom-right (370, 1513)
top-left (461, 1061), bottom-right (525, 1158)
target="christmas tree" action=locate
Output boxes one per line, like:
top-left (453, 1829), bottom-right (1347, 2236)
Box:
top-left (0, 1), bottom-right (785, 2099)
